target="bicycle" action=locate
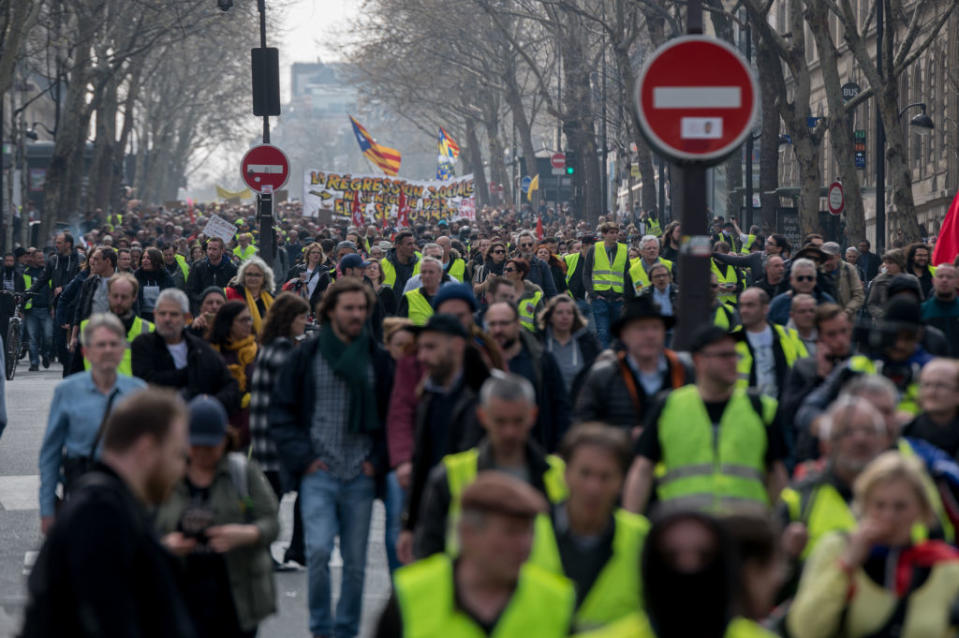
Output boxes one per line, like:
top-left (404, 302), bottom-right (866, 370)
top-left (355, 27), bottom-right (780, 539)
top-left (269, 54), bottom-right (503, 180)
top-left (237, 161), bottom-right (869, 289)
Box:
top-left (1, 291), bottom-right (32, 380)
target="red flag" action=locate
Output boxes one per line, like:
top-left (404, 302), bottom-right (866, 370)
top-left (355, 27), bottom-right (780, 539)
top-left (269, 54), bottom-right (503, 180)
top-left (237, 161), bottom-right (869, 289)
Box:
top-left (536, 215), bottom-right (544, 240)
top-left (397, 190), bottom-right (410, 228)
top-left (187, 198), bottom-right (195, 224)
top-left (351, 193), bottom-right (364, 228)
top-left (933, 190), bottom-right (959, 265)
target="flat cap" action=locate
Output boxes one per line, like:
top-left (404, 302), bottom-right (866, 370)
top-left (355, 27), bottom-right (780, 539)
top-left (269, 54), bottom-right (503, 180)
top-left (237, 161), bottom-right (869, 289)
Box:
top-left (461, 471), bottom-right (547, 519)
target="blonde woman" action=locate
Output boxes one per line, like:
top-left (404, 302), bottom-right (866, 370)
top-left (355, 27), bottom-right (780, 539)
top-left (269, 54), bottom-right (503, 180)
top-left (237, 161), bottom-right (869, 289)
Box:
top-left (225, 256), bottom-right (275, 337)
top-left (788, 451), bottom-right (959, 638)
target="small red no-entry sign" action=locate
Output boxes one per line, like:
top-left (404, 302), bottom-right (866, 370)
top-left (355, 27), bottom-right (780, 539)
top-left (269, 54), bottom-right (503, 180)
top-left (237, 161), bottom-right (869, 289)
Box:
top-left (550, 153), bottom-right (566, 169)
top-left (241, 144), bottom-right (289, 194)
top-left (634, 36), bottom-right (759, 164)
top-left (828, 181), bottom-right (844, 216)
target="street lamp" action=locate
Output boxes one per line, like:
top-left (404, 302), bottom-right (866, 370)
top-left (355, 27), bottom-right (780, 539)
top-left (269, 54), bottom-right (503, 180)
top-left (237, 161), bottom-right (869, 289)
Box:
top-left (874, 101), bottom-right (935, 255)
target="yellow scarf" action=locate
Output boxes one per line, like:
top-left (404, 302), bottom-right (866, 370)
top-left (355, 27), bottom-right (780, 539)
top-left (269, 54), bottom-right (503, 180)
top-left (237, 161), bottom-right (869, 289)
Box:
top-left (215, 335), bottom-right (258, 393)
top-left (245, 287), bottom-right (274, 336)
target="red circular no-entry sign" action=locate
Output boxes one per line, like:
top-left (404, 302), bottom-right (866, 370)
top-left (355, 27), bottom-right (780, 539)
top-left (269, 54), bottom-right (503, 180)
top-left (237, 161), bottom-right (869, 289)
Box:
top-left (828, 181), bottom-right (845, 216)
top-left (634, 36), bottom-right (759, 164)
top-left (550, 153), bottom-right (566, 169)
top-left (241, 144), bottom-right (289, 194)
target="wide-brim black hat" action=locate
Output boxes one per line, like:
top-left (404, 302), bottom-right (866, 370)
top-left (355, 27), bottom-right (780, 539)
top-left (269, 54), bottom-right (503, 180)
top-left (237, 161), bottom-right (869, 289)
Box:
top-left (611, 296), bottom-right (675, 336)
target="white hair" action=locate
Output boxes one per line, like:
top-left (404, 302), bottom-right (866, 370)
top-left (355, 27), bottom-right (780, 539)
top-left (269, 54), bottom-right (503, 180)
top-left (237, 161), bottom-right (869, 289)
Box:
top-left (640, 235), bottom-right (659, 250)
top-left (235, 256), bottom-right (276, 293)
top-left (80, 313), bottom-right (125, 347)
top-left (419, 256), bottom-right (443, 272)
top-left (156, 288), bottom-right (190, 314)
top-left (819, 395), bottom-right (885, 441)
top-left (480, 371), bottom-right (536, 407)
top-left (791, 258), bottom-right (817, 273)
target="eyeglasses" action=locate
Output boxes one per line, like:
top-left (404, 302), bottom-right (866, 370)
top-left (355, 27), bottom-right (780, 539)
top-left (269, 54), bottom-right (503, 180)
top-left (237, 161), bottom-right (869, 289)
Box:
top-left (519, 243), bottom-right (533, 249)
top-left (795, 275), bottom-right (815, 282)
top-left (492, 249), bottom-right (506, 254)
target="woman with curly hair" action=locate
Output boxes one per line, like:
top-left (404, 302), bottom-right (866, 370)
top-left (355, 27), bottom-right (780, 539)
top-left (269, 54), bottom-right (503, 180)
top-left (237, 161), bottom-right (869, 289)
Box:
top-left (210, 300), bottom-right (258, 446)
top-left (225, 256), bottom-right (275, 338)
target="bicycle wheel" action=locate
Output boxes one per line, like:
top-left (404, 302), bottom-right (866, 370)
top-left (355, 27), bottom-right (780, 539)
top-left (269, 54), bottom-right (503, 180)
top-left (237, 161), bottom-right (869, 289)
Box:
top-left (6, 320), bottom-right (19, 380)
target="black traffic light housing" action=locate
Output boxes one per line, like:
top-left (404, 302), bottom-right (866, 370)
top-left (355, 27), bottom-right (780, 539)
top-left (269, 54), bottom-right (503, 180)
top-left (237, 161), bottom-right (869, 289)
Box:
top-left (565, 149), bottom-right (577, 175)
top-left (217, 0), bottom-right (233, 10)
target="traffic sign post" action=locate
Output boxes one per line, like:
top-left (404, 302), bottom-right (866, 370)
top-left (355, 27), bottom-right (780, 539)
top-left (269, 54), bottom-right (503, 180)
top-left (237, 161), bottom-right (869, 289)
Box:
top-left (828, 180), bottom-right (844, 216)
top-left (550, 152), bottom-right (566, 176)
top-left (634, 0), bottom-right (758, 349)
top-left (242, 144), bottom-right (289, 265)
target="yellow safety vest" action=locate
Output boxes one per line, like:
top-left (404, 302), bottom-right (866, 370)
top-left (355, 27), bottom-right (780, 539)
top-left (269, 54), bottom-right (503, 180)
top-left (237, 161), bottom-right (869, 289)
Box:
top-left (739, 234), bottom-right (758, 254)
top-left (443, 447), bottom-right (567, 558)
top-left (233, 244), bottom-right (257, 261)
top-left (592, 243), bottom-right (628, 294)
top-left (404, 287), bottom-right (434, 326)
top-left (656, 385), bottom-right (776, 511)
top-left (394, 554), bottom-right (575, 638)
top-left (564, 253), bottom-right (581, 285)
top-left (518, 290), bottom-right (544, 332)
top-left (711, 259), bottom-right (740, 306)
top-left (80, 315), bottom-right (155, 377)
top-left (646, 218), bottom-right (662, 236)
top-left (447, 258), bottom-right (466, 282)
top-left (629, 257), bottom-right (673, 295)
top-left (174, 254), bottom-right (190, 282)
top-left (734, 324), bottom-right (808, 391)
top-left (572, 612), bottom-right (776, 638)
top-left (381, 253), bottom-right (423, 289)
top-left (23, 274), bottom-right (51, 311)
top-left (530, 509), bottom-right (649, 632)
top-left (713, 303), bottom-right (735, 329)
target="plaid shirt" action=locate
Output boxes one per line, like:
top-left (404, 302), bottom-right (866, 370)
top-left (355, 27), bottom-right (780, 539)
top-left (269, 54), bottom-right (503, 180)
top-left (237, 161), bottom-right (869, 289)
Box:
top-left (310, 351), bottom-right (374, 480)
top-left (249, 338), bottom-right (295, 472)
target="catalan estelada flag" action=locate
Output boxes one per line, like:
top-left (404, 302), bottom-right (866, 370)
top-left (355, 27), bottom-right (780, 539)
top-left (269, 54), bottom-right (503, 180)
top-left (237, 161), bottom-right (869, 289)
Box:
top-left (438, 127), bottom-right (460, 159)
top-left (349, 115), bottom-right (401, 176)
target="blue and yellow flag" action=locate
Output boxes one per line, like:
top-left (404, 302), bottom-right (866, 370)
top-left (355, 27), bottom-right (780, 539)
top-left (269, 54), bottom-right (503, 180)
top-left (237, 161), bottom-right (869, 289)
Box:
top-left (349, 115), bottom-right (401, 176)
top-left (438, 127), bottom-right (460, 160)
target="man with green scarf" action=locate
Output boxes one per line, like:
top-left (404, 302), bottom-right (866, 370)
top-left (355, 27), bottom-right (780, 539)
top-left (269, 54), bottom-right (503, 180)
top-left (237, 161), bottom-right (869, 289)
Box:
top-left (269, 277), bottom-right (394, 638)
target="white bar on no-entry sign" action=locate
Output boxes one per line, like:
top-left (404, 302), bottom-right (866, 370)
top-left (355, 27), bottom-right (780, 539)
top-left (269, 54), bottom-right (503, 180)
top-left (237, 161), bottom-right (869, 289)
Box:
top-left (247, 164), bottom-right (284, 173)
top-left (654, 87), bottom-right (741, 109)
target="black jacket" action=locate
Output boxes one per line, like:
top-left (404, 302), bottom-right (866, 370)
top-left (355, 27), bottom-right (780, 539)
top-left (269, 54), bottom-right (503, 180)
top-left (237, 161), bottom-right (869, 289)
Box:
top-left (268, 332), bottom-right (393, 477)
top-left (130, 330), bottom-right (240, 412)
top-left (537, 328), bottom-right (602, 402)
top-left (412, 438), bottom-right (556, 559)
top-left (134, 267), bottom-right (175, 313)
top-left (187, 257), bottom-right (237, 310)
top-left (20, 464), bottom-right (197, 638)
top-left (28, 250), bottom-right (81, 299)
top-left (73, 273), bottom-right (115, 327)
top-left (404, 361), bottom-right (489, 535)
top-left (509, 331), bottom-right (570, 452)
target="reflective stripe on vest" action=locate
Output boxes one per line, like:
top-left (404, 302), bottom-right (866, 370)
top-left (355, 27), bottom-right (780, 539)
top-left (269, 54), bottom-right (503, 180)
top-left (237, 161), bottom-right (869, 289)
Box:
top-left (394, 554), bottom-right (575, 638)
top-left (592, 243), bottom-right (628, 293)
top-left (381, 253), bottom-right (422, 289)
top-left (80, 316), bottom-right (155, 377)
top-left (443, 448), bottom-right (567, 555)
top-left (629, 257), bottom-right (672, 295)
top-left (530, 509), bottom-right (649, 632)
top-left (656, 385), bottom-right (773, 510)
top-left (518, 290), bottom-right (544, 332)
top-left (404, 287), bottom-right (433, 326)
top-left (564, 252), bottom-right (581, 285)
top-left (448, 258), bottom-right (466, 282)
top-left (570, 613), bottom-right (775, 638)
top-left (711, 259), bottom-right (739, 305)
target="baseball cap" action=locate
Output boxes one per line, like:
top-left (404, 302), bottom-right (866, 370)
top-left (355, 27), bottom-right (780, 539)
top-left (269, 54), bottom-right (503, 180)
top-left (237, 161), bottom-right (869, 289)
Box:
top-left (689, 324), bottom-right (738, 354)
top-left (188, 395), bottom-right (228, 447)
top-left (339, 253), bottom-right (370, 271)
top-left (412, 313), bottom-right (468, 339)
top-left (432, 283), bottom-right (478, 312)
top-left (821, 242), bottom-right (841, 256)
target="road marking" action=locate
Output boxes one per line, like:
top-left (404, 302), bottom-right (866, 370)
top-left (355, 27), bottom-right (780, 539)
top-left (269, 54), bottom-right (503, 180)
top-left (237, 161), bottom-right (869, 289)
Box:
top-left (653, 86), bottom-right (741, 109)
top-left (0, 475), bottom-right (39, 511)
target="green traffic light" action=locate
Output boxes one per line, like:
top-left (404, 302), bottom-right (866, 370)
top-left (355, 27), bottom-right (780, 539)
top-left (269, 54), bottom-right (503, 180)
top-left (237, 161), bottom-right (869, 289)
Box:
top-left (566, 166), bottom-right (574, 175)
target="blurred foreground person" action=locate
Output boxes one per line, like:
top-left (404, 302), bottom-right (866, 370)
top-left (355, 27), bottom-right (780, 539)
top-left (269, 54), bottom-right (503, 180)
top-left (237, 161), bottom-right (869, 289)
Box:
top-left (156, 396), bottom-right (279, 638)
top-left (788, 452), bottom-right (959, 638)
top-left (376, 472), bottom-right (575, 638)
top-left (21, 389), bottom-right (197, 638)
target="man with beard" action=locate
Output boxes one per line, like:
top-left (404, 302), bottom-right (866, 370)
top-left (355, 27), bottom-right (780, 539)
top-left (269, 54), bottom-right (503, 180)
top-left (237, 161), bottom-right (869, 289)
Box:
top-left (130, 288), bottom-right (238, 412)
top-left (484, 301), bottom-right (569, 451)
top-left (906, 242), bottom-right (935, 298)
top-left (23, 388), bottom-right (196, 638)
top-left (921, 263), bottom-right (959, 355)
top-left (79, 273), bottom-right (154, 377)
top-left (778, 396), bottom-right (889, 563)
top-left (269, 277), bottom-right (393, 638)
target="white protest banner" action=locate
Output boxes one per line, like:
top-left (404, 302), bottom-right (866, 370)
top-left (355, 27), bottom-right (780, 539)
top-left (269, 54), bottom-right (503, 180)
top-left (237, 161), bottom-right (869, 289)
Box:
top-left (302, 171), bottom-right (475, 223)
top-left (203, 214), bottom-right (238, 244)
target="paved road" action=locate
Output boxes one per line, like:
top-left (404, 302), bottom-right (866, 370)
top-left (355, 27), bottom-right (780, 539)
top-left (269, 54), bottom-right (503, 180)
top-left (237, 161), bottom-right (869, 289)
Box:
top-left (0, 364), bottom-right (392, 637)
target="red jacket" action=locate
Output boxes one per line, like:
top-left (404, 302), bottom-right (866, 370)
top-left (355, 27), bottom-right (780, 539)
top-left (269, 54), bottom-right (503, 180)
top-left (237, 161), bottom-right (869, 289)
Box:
top-left (386, 354), bottom-right (425, 467)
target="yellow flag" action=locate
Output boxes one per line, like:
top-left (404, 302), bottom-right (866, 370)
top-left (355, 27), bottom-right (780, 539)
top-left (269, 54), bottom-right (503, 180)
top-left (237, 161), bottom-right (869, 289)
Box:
top-left (526, 174), bottom-right (539, 202)
top-left (216, 185), bottom-right (253, 200)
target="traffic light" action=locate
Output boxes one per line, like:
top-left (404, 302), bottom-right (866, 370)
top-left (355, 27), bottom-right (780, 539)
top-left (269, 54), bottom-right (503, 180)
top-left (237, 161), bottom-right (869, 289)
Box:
top-left (565, 149), bottom-right (576, 175)
top-left (217, 0), bottom-right (233, 10)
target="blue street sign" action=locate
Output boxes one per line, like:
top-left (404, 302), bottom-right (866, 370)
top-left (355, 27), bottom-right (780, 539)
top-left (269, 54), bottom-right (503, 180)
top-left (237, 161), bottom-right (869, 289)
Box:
top-left (521, 175), bottom-right (532, 193)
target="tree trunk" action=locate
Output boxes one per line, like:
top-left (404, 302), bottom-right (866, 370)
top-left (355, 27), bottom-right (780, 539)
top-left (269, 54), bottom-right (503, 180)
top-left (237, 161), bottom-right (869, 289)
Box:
top-left (756, 34), bottom-right (781, 233)
top-left (634, 142), bottom-right (657, 212)
top-left (794, 137), bottom-right (823, 236)
top-left (562, 14), bottom-right (601, 223)
top-left (881, 97), bottom-right (922, 242)
top-left (88, 73), bottom-right (120, 211)
top-left (503, 60), bottom-right (538, 207)
top-left (464, 118), bottom-right (489, 206)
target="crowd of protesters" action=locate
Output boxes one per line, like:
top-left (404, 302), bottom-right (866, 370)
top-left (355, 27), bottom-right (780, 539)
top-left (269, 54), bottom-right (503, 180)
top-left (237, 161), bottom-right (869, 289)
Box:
top-left (14, 198), bottom-right (959, 638)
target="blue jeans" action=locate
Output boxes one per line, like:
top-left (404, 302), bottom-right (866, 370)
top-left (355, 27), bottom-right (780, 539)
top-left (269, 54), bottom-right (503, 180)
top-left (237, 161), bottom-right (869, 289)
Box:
top-left (575, 298), bottom-right (596, 335)
top-left (26, 309), bottom-right (53, 366)
top-left (300, 470), bottom-right (375, 638)
top-left (592, 297), bottom-right (622, 349)
top-left (382, 471), bottom-right (404, 574)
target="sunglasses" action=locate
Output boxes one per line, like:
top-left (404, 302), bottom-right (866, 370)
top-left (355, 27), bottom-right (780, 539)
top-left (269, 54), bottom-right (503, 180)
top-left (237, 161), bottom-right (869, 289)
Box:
top-left (795, 275), bottom-right (815, 282)
top-left (519, 243), bottom-right (534, 248)
top-left (504, 267), bottom-right (516, 273)
top-left (492, 249), bottom-right (505, 254)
